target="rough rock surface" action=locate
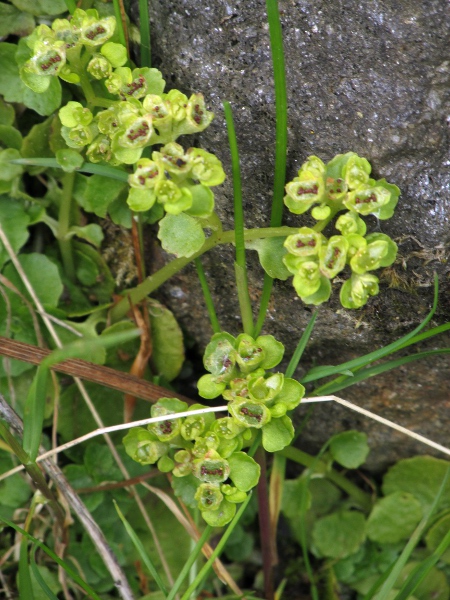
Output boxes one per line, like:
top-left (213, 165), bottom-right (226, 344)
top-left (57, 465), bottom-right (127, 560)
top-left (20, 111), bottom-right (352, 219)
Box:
top-left (135, 0), bottom-right (450, 469)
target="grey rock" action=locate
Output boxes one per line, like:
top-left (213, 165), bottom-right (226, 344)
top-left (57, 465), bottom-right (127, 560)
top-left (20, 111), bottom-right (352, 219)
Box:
top-left (135, 0), bottom-right (450, 469)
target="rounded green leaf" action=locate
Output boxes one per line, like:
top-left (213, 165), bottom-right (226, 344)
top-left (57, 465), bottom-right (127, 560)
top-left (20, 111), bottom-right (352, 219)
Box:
top-left (100, 42), bottom-right (127, 67)
top-left (55, 149), bottom-right (84, 172)
top-left (312, 510), bottom-right (366, 559)
top-left (366, 491), bottom-right (422, 544)
top-left (262, 415), bottom-right (294, 452)
top-left (299, 275), bottom-right (331, 306)
top-left (256, 334), bottom-right (285, 369)
top-left (0, 197), bottom-right (29, 269)
top-left (158, 213), bottom-right (205, 257)
top-left (382, 456), bottom-right (450, 511)
top-left (228, 452), bottom-right (261, 492)
top-left (184, 184), bottom-right (215, 218)
top-left (329, 430), bottom-right (369, 468)
top-left (246, 237), bottom-right (291, 280)
top-left (127, 187), bottom-right (156, 212)
top-left (275, 378), bottom-right (305, 410)
top-left (197, 374), bottom-right (226, 399)
top-left (148, 298), bottom-right (184, 382)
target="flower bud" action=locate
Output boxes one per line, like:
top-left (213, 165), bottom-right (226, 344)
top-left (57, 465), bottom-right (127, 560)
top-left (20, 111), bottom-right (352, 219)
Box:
top-left (319, 236), bottom-right (348, 278)
top-left (235, 334), bottom-right (265, 373)
top-left (152, 142), bottom-right (191, 176)
top-left (342, 154), bottom-right (371, 189)
top-left (284, 227), bottom-right (322, 257)
top-left (187, 148), bottom-right (226, 186)
top-left (129, 159), bottom-right (162, 189)
top-left (87, 54), bottom-right (112, 80)
top-left (122, 427), bottom-right (167, 465)
top-left (193, 450), bottom-right (230, 484)
top-left (155, 180), bottom-right (193, 214)
top-left (195, 483), bottom-right (223, 511)
top-left (173, 449), bottom-right (193, 477)
top-left (193, 433), bottom-right (220, 457)
top-left (203, 334), bottom-right (238, 383)
top-left (350, 240), bottom-right (389, 274)
top-left (345, 185), bottom-right (391, 216)
top-left (211, 417), bottom-right (244, 440)
top-left (292, 260), bottom-right (321, 297)
top-left (335, 211), bottom-right (367, 236)
top-left (229, 400), bottom-right (271, 429)
top-left (247, 373), bottom-right (284, 403)
top-left (340, 273), bottom-right (379, 309)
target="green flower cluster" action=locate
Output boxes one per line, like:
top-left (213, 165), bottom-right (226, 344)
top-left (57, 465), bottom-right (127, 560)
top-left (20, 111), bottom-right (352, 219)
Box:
top-left (123, 332), bottom-right (304, 526)
top-left (19, 10), bottom-right (225, 219)
top-left (283, 153), bottom-right (400, 308)
top-left (127, 143), bottom-right (225, 214)
top-left (20, 8), bottom-right (117, 91)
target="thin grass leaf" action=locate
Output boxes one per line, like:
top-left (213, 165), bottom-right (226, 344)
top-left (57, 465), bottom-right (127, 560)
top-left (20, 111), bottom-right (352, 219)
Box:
top-left (393, 497), bottom-right (450, 600)
top-left (302, 275), bottom-right (439, 384)
top-left (19, 537), bottom-right (34, 600)
top-left (63, 0), bottom-right (76, 14)
top-left (285, 310), bottom-right (318, 378)
top-left (0, 518), bottom-right (100, 600)
top-left (113, 0), bottom-right (129, 55)
top-left (254, 0), bottom-right (288, 337)
top-left (195, 257), bottom-right (221, 334)
top-left (22, 365), bottom-right (49, 461)
top-left (30, 546), bottom-right (59, 600)
top-left (313, 348), bottom-right (450, 397)
top-left (165, 525), bottom-right (212, 600)
top-left (180, 493), bottom-right (253, 600)
top-left (114, 501), bottom-right (168, 596)
top-left (139, 0), bottom-right (151, 67)
top-left (364, 466), bottom-right (450, 600)
top-left (223, 101), bottom-right (253, 335)
top-left (396, 321), bottom-right (450, 350)
top-left (11, 158), bottom-right (129, 182)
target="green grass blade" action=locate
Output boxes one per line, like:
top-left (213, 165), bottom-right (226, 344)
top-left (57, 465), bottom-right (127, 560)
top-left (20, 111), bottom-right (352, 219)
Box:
top-left (313, 348), bottom-right (450, 397)
top-left (166, 525), bottom-right (212, 600)
top-left (113, 0), bottom-right (128, 55)
top-left (223, 100), bottom-right (254, 335)
top-left (22, 365), bottom-right (49, 462)
top-left (30, 546), bottom-right (59, 600)
top-left (1, 518), bottom-right (101, 600)
top-left (265, 0), bottom-right (288, 227)
top-left (63, 0), bottom-right (76, 14)
top-left (180, 494), bottom-right (253, 600)
top-left (254, 0), bottom-right (288, 336)
top-left (393, 497), bottom-right (450, 600)
top-left (195, 257), bottom-right (221, 334)
top-left (396, 321), bottom-right (450, 350)
top-left (11, 158), bottom-right (129, 182)
top-left (365, 466), bottom-right (450, 600)
top-left (285, 310), bottom-right (318, 378)
top-left (114, 501), bottom-right (168, 596)
top-left (139, 0), bottom-right (151, 67)
top-left (302, 275), bottom-right (440, 384)
top-left (19, 537), bottom-right (34, 600)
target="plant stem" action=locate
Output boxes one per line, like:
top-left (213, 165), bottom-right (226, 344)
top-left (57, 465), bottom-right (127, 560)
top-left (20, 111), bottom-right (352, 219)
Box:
top-left (254, 0), bottom-right (288, 336)
top-left (256, 447), bottom-right (275, 600)
top-left (279, 446), bottom-right (373, 511)
top-left (194, 257), bottom-right (221, 334)
top-left (139, 0), bottom-right (151, 67)
top-left (180, 494), bottom-right (253, 600)
top-left (223, 101), bottom-right (254, 335)
top-left (109, 226), bottom-right (297, 322)
top-left (58, 172), bottom-right (76, 282)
